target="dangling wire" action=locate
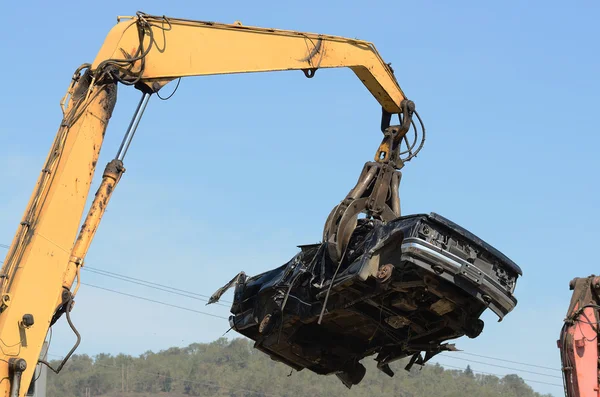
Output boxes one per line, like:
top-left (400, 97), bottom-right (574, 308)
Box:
top-left (400, 110), bottom-right (426, 163)
top-left (156, 78), bottom-right (181, 100)
top-left (38, 291), bottom-right (81, 374)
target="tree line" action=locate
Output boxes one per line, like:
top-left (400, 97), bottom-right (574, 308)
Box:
top-left (45, 338), bottom-right (556, 397)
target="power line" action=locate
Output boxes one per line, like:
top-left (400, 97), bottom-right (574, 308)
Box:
top-left (0, 241), bottom-right (567, 381)
top-left (0, 242), bottom-right (232, 305)
top-left (0, 243), bottom-right (7, 264)
top-left (44, 270), bottom-right (566, 391)
top-left (0, 243), bottom-right (232, 308)
top-left (436, 361), bottom-right (563, 388)
top-left (63, 284), bottom-right (568, 390)
top-left (45, 352), bottom-right (564, 391)
top-left (439, 354), bottom-right (561, 379)
top-left (453, 351), bottom-right (562, 372)
top-left (44, 289), bottom-right (566, 388)
top-left (50, 281), bottom-right (568, 391)
top-left (83, 267), bottom-right (231, 307)
top-left (85, 266), bottom-right (231, 303)
top-left (82, 283), bottom-right (229, 321)
top-left (71, 273), bottom-right (567, 389)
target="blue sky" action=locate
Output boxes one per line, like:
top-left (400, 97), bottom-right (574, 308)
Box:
top-left (1, 1), bottom-right (599, 395)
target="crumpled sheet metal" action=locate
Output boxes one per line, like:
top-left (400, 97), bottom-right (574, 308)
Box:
top-left (208, 272), bottom-right (246, 305)
top-left (208, 212), bottom-right (521, 388)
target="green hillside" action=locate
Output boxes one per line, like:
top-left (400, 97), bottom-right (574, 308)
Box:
top-left (46, 338), bottom-right (555, 397)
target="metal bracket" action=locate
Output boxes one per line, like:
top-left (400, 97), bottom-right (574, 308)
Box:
top-left (323, 161), bottom-right (401, 263)
top-left (459, 262), bottom-right (484, 285)
top-left (377, 100), bottom-right (415, 168)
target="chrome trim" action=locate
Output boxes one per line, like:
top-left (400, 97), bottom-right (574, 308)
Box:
top-left (401, 238), bottom-right (471, 272)
top-left (399, 237), bottom-right (516, 319)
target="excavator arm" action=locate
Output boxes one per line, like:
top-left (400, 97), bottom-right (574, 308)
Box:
top-left (0, 12), bottom-right (418, 396)
top-left (92, 13), bottom-right (406, 111)
top-left (559, 276), bottom-right (600, 397)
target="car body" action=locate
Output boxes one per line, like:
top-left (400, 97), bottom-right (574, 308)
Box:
top-left (209, 212), bottom-right (522, 387)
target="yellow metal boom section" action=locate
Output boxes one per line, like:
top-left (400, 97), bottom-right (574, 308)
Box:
top-left (92, 14), bottom-right (406, 112)
top-left (0, 12), bottom-right (410, 396)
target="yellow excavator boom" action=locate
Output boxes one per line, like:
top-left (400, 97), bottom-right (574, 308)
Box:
top-left (0, 12), bottom-right (412, 396)
top-left (93, 14), bottom-right (406, 111)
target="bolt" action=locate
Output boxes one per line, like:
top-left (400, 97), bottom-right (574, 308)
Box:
top-left (21, 314), bottom-right (34, 328)
top-left (8, 358), bottom-right (26, 372)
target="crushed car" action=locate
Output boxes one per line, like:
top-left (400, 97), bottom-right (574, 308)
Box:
top-left (208, 212), bottom-right (521, 388)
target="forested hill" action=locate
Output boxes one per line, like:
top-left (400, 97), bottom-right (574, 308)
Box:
top-left (46, 338), bottom-right (555, 397)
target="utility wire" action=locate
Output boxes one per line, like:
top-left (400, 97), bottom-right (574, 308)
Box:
top-left (83, 267), bottom-right (231, 307)
top-left (84, 279), bottom-right (566, 389)
top-left (85, 266), bottom-right (230, 303)
top-left (52, 276), bottom-right (566, 391)
top-left (57, 281), bottom-right (568, 391)
top-left (82, 283), bottom-right (228, 320)
top-left (436, 362), bottom-right (563, 388)
top-left (0, 244), bottom-right (231, 304)
top-left (453, 351), bottom-right (562, 372)
top-left (439, 354), bottom-right (561, 379)
top-left (0, 243), bottom-right (8, 264)
top-left (0, 242), bottom-right (566, 379)
top-left (45, 353), bottom-right (563, 391)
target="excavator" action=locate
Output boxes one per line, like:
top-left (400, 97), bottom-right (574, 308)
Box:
top-left (0, 11), bottom-right (526, 397)
top-left (0, 11), bottom-right (420, 396)
top-left (559, 276), bottom-right (600, 396)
